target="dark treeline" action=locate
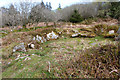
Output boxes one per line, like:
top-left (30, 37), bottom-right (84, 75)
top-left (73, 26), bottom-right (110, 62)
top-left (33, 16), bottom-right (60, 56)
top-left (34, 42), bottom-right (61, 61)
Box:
top-left (0, 0), bottom-right (120, 27)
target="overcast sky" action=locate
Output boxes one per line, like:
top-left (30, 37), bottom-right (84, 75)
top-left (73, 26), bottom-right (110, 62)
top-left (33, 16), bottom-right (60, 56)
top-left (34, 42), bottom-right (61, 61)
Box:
top-left (0, 0), bottom-right (93, 10)
top-left (0, 0), bottom-right (119, 10)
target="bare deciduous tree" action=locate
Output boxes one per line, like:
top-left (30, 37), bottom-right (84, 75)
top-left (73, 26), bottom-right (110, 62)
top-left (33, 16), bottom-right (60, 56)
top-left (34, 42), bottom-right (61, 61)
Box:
top-left (29, 3), bottom-right (55, 23)
top-left (0, 1), bottom-right (112, 27)
top-left (0, 9), bottom-right (2, 27)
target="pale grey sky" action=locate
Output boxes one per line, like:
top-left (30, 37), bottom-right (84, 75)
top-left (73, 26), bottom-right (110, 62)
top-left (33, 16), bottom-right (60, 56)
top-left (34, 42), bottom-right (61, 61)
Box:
top-left (0, 0), bottom-right (119, 10)
top-left (0, 0), bottom-right (92, 10)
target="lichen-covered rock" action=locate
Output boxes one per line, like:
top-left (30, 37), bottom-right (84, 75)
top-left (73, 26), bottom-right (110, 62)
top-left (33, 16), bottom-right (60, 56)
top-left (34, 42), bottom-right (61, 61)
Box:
top-left (46, 31), bottom-right (59, 40)
top-left (33, 35), bottom-right (46, 43)
top-left (109, 30), bottom-right (114, 34)
top-left (33, 37), bottom-right (36, 40)
top-left (71, 33), bottom-right (80, 38)
top-left (28, 43), bottom-right (35, 49)
top-left (57, 31), bottom-right (62, 35)
top-left (13, 43), bottom-right (26, 52)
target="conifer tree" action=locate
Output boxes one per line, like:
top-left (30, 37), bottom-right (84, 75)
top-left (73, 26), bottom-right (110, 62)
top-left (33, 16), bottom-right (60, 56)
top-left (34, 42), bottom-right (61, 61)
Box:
top-left (48, 2), bottom-right (52, 10)
top-left (69, 9), bottom-right (83, 23)
top-left (58, 3), bottom-right (61, 9)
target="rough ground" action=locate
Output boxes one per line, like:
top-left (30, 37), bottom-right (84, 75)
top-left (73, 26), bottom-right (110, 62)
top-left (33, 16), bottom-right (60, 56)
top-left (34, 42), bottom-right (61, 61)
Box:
top-left (1, 37), bottom-right (119, 78)
top-left (1, 19), bottom-right (120, 78)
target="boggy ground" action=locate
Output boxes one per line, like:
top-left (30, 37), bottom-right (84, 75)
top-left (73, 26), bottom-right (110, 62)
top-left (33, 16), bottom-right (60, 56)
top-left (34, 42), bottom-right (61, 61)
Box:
top-left (1, 20), bottom-right (120, 78)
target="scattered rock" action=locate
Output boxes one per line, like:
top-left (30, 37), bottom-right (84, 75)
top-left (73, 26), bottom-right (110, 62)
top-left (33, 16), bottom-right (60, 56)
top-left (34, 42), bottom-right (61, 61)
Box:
top-left (91, 42), bottom-right (97, 46)
top-left (95, 39), bottom-right (98, 41)
top-left (33, 35), bottom-right (47, 43)
top-left (1, 31), bottom-right (7, 34)
top-left (28, 43), bottom-right (35, 49)
top-left (24, 57), bottom-right (31, 61)
top-left (40, 47), bottom-right (43, 50)
top-left (42, 37), bottom-right (47, 43)
top-left (71, 33), bottom-right (80, 38)
top-left (17, 38), bottom-right (21, 41)
top-left (15, 55), bottom-right (29, 60)
top-left (58, 31), bottom-right (62, 35)
top-left (36, 35), bottom-right (42, 42)
top-left (33, 37), bottom-right (36, 40)
top-left (17, 54), bottom-right (20, 58)
top-left (46, 31), bottom-right (59, 40)
top-left (8, 62), bottom-right (11, 64)
top-left (101, 28), bottom-right (104, 32)
top-left (109, 30), bottom-right (114, 34)
top-left (62, 36), bottom-right (64, 38)
top-left (13, 43), bottom-right (26, 53)
top-left (32, 54), bottom-right (35, 55)
top-left (70, 24), bottom-right (73, 27)
top-left (80, 33), bottom-right (87, 37)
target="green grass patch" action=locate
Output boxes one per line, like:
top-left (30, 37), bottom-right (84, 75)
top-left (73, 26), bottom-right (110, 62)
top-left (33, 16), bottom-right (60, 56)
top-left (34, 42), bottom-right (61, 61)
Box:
top-left (2, 36), bottom-right (118, 78)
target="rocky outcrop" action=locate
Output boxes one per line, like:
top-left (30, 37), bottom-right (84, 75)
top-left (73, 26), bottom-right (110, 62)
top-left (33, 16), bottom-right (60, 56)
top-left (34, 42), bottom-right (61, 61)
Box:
top-left (32, 31), bottom-right (59, 44)
top-left (33, 35), bottom-right (46, 43)
top-left (71, 31), bottom-right (96, 38)
top-left (46, 31), bottom-right (59, 40)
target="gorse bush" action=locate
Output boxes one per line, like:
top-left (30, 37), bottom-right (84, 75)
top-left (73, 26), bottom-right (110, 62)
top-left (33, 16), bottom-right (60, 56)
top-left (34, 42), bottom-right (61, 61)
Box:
top-left (69, 10), bottom-right (83, 23)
